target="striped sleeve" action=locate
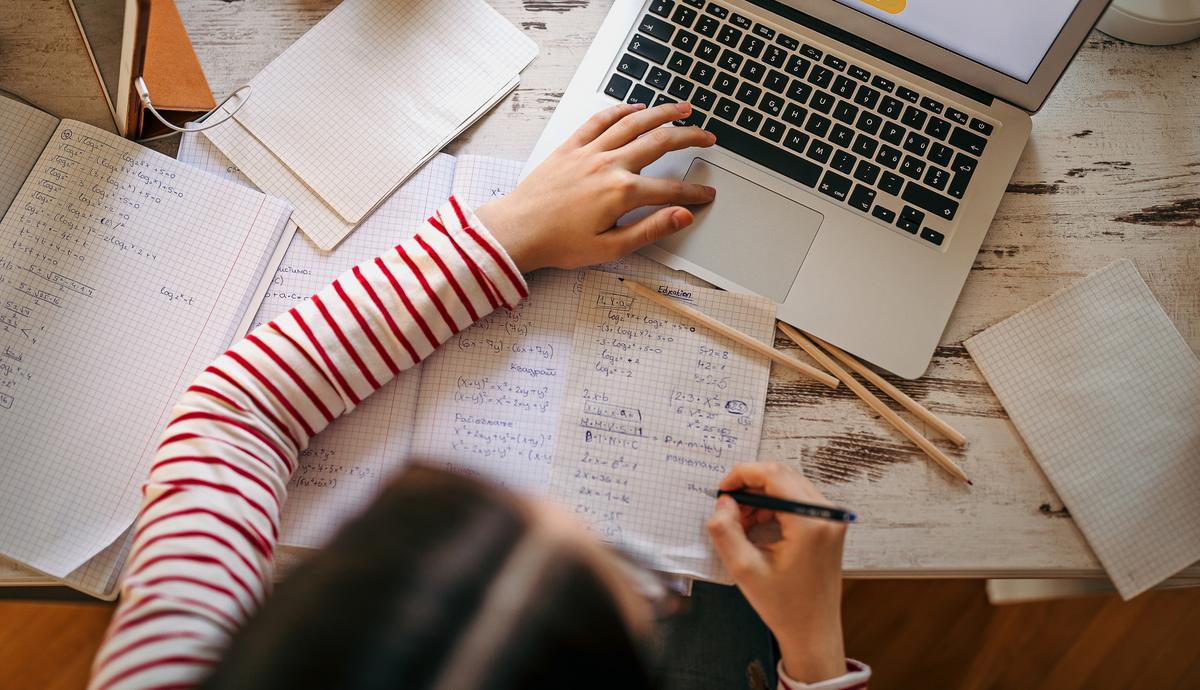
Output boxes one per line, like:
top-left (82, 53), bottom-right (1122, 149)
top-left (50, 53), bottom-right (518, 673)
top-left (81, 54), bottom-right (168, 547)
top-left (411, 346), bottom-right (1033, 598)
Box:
top-left (87, 197), bottom-right (527, 690)
top-left (778, 660), bottom-right (871, 690)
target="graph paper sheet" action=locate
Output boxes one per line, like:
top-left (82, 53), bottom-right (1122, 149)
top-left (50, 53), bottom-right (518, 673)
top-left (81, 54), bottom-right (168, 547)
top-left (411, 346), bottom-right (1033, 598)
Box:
top-left (547, 271), bottom-right (776, 581)
top-left (0, 120), bottom-right (291, 593)
top-left (964, 260), bottom-right (1200, 599)
top-left (216, 0), bottom-right (535, 246)
top-left (0, 97), bottom-right (58, 215)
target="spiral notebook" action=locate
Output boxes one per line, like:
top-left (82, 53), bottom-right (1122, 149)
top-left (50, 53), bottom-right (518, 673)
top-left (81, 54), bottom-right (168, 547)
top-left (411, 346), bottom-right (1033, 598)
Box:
top-left (965, 260), bottom-right (1200, 599)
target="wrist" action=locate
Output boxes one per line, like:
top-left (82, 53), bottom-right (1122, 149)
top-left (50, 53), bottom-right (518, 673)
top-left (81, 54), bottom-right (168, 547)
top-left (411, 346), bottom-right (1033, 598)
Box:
top-left (475, 198), bottom-right (539, 273)
top-left (776, 622), bottom-right (846, 684)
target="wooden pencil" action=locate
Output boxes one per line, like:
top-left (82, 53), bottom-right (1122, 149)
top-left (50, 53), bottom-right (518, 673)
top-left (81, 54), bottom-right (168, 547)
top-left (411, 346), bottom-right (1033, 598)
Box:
top-left (809, 333), bottom-right (967, 446)
top-left (776, 322), bottom-right (972, 485)
top-left (618, 278), bottom-right (840, 389)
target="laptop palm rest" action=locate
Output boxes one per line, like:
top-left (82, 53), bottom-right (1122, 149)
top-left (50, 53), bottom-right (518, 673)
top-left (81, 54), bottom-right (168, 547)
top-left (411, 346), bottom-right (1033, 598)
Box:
top-left (657, 158), bottom-right (823, 302)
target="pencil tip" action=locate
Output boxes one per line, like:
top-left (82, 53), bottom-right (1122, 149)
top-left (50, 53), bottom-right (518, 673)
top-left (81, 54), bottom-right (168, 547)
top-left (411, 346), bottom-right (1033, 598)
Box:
top-left (966, 479), bottom-right (974, 486)
top-left (617, 277), bottom-right (625, 282)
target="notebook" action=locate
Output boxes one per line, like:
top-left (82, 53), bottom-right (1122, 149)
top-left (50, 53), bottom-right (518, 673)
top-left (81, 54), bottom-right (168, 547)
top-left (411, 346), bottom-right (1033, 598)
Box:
top-left (178, 135), bottom-right (763, 576)
top-left (964, 260), bottom-right (1200, 599)
top-left (206, 0), bottom-right (537, 249)
top-left (0, 97), bottom-right (292, 598)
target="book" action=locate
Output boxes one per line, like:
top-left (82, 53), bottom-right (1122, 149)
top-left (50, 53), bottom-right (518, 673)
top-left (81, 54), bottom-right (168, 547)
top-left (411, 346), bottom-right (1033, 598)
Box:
top-left (0, 97), bottom-right (292, 598)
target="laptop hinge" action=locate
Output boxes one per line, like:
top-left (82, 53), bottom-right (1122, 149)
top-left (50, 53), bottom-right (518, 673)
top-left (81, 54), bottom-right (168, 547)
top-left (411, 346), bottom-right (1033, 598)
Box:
top-left (749, 0), bottom-right (995, 107)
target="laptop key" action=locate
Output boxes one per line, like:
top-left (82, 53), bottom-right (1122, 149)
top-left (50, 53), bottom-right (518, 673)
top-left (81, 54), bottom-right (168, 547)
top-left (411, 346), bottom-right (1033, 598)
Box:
top-left (783, 127), bottom-right (809, 153)
top-left (630, 35), bottom-right (670, 64)
top-left (832, 100), bottom-right (858, 125)
top-left (690, 62), bottom-right (716, 85)
top-left (880, 121), bottom-right (904, 145)
top-left (717, 25), bottom-right (742, 47)
top-left (672, 5), bottom-right (698, 27)
top-left (856, 111), bottom-right (882, 135)
top-left (924, 165), bottom-right (950, 191)
top-left (628, 84), bottom-right (656, 107)
top-left (764, 69), bottom-right (789, 93)
top-left (804, 112), bottom-right (831, 137)
top-left (735, 82), bottom-right (762, 106)
top-left (704, 119), bottom-right (821, 187)
top-left (969, 118), bottom-right (994, 136)
top-left (669, 76), bottom-right (695, 100)
top-left (618, 54), bottom-right (649, 80)
top-left (925, 116), bottom-right (951, 141)
top-left (668, 52), bottom-right (694, 74)
top-left (945, 107), bottom-right (968, 125)
top-left (650, 0), bottom-right (675, 18)
top-left (920, 96), bottom-right (943, 114)
top-left (714, 72), bottom-right (738, 95)
top-left (715, 97), bottom-right (740, 120)
top-left (879, 95), bottom-right (904, 119)
top-left (849, 184), bottom-right (876, 211)
top-left (871, 75), bottom-right (895, 92)
top-left (852, 85), bottom-right (880, 109)
top-left (902, 181), bottom-right (959, 220)
top-left (818, 170), bottom-right (852, 201)
top-left (647, 66), bottom-right (672, 89)
top-left (800, 43), bottom-right (823, 60)
top-left (785, 55), bottom-right (810, 78)
top-left (739, 35), bottom-right (765, 58)
top-left (848, 65), bottom-right (870, 81)
top-left (705, 2), bottom-right (728, 18)
top-left (760, 93), bottom-right (785, 116)
top-left (831, 150), bottom-right (856, 174)
top-left (898, 206), bottom-right (924, 233)
top-left (810, 90), bottom-right (835, 114)
top-left (871, 205), bottom-right (896, 223)
top-left (776, 33), bottom-right (800, 50)
top-left (947, 152), bottom-right (976, 199)
top-left (782, 103), bottom-right (807, 126)
top-left (639, 15), bottom-right (674, 42)
top-left (832, 75), bottom-right (856, 98)
top-left (807, 65), bottom-right (834, 88)
top-left (806, 139), bottom-right (833, 164)
top-left (787, 79), bottom-right (812, 103)
top-left (823, 54), bottom-right (847, 71)
top-left (695, 14), bottom-right (720, 37)
top-left (753, 23), bottom-right (775, 39)
top-left (683, 0), bottom-right (704, 6)
top-left (605, 74), bottom-right (633, 100)
top-left (899, 155), bottom-right (925, 179)
top-left (760, 117), bottom-right (785, 142)
top-left (851, 133), bottom-right (877, 158)
top-left (740, 60), bottom-right (766, 83)
top-left (929, 142), bottom-right (953, 167)
top-left (736, 108), bottom-right (764, 131)
top-left (719, 49), bottom-right (743, 73)
top-left (896, 85), bottom-right (919, 103)
top-left (854, 160), bottom-right (881, 185)
top-left (697, 39), bottom-right (721, 61)
top-left (675, 109), bottom-right (707, 128)
top-left (920, 227), bottom-right (945, 246)
top-left (690, 87), bottom-right (716, 110)
top-left (763, 45), bottom-right (788, 68)
top-left (901, 105), bottom-right (927, 129)
top-left (830, 123), bottom-right (854, 148)
top-left (903, 131), bottom-right (929, 156)
top-left (875, 145), bottom-right (901, 169)
top-left (730, 12), bottom-right (753, 29)
top-left (673, 29), bottom-right (698, 52)
top-left (654, 94), bottom-right (677, 107)
top-left (880, 171), bottom-right (904, 196)
top-left (949, 126), bottom-right (987, 156)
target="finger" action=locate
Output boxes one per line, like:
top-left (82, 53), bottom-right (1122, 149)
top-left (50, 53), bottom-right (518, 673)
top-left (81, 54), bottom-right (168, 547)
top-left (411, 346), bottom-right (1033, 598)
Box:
top-left (598, 206), bottom-right (692, 261)
top-left (617, 124), bottom-right (716, 171)
top-left (626, 175), bottom-right (716, 207)
top-left (566, 102), bottom-right (647, 148)
top-left (720, 462), bottom-right (825, 502)
top-left (706, 495), bottom-right (766, 579)
top-left (592, 101), bottom-right (693, 151)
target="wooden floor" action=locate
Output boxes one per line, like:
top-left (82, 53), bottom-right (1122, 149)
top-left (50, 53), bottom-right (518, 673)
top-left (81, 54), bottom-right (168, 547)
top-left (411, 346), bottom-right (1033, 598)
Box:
top-left (3, 580), bottom-right (1199, 689)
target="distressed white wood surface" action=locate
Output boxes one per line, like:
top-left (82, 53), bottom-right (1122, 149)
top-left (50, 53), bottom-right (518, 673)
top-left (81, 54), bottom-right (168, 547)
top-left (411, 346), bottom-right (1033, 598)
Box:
top-left (1, 0), bottom-right (1197, 585)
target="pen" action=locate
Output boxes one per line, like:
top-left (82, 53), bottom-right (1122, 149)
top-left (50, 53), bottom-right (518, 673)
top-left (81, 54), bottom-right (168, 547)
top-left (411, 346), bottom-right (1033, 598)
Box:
top-left (716, 490), bottom-right (857, 523)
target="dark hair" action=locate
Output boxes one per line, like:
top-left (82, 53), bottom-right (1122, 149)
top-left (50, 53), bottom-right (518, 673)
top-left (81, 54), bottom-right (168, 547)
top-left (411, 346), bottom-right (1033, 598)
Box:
top-left (200, 466), bottom-right (656, 690)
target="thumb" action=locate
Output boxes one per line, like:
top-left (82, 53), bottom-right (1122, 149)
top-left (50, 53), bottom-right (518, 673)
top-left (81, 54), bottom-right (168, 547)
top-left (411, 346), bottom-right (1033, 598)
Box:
top-left (603, 206), bottom-right (693, 259)
top-left (706, 495), bottom-right (764, 579)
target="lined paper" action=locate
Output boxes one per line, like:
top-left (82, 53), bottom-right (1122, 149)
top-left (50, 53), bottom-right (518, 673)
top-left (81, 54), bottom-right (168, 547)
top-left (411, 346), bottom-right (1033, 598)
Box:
top-left (548, 271), bottom-right (777, 581)
top-left (965, 260), bottom-right (1200, 599)
top-left (0, 121), bottom-right (291, 590)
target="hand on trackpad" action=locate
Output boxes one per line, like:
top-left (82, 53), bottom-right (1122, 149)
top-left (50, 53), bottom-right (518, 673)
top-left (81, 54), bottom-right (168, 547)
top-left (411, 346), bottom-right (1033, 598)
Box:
top-left (656, 158), bottom-right (823, 302)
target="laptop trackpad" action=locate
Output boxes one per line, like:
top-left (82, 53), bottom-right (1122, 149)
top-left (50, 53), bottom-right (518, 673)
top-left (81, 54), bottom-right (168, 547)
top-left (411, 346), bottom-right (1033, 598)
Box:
top-left (658, 158), bottom-right (823, 302)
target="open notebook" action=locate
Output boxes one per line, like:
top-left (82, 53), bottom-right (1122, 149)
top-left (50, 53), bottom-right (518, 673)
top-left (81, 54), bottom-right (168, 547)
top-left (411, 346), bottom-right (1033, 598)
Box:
top-left (0, 98), bottom-right (292, 598)
top-left (180, 135), bottom-right (774, 581)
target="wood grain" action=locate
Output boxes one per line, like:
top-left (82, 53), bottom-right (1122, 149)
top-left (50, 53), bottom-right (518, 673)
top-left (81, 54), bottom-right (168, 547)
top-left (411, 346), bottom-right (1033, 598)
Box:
top-left (0, 0), bottom-right (1196, 580)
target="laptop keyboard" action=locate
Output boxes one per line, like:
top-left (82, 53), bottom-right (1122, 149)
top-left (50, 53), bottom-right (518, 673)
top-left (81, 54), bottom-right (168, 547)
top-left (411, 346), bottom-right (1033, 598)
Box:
top-left (602, 0), bottom-right (997, 249)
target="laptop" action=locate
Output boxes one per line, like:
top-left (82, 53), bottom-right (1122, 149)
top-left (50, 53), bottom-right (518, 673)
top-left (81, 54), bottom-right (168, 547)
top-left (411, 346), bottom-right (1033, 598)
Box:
top-left (524, 0), bottom-right (1110, 378)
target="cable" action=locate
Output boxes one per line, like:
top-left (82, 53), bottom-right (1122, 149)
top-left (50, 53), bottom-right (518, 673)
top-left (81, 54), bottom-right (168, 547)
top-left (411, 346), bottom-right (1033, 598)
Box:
top-left (134, 76), bottom-right (251, 141)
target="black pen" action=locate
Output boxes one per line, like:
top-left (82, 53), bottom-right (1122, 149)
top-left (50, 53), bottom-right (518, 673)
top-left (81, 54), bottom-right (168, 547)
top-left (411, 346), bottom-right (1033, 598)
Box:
top-left (715, 490), bottom-right (857, 523)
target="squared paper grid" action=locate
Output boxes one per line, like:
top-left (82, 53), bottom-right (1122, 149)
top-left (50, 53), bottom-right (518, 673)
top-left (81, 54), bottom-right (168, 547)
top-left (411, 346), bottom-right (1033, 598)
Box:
top-left (0, 98), bottom-right (59, 215)
top-left (964, 260), bottom-right (1200, 599)
top-left (233, 0), bottom-right (537, 224)
top-left (0, 120), bottom-right (290, 593)
top-left (547, 271), bottom-right (777, 582)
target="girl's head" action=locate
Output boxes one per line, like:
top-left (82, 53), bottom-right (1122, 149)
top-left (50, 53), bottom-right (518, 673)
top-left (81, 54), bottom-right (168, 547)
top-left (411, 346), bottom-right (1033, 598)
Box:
top-left (200, 466), bottom-right (661, 690)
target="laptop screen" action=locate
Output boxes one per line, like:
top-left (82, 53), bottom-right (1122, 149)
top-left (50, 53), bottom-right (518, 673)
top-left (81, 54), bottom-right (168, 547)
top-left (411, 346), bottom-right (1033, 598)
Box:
top-left (830, 0), bottom-right (1082, 83)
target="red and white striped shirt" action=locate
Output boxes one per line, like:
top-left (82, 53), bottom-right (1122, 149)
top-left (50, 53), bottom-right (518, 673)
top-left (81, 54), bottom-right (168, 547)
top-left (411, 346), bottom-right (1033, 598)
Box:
top-left (87, 197), bottom-right (868, 690)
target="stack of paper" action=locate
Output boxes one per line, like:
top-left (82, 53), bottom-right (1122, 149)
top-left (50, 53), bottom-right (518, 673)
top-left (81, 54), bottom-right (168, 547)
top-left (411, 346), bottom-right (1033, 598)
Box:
top-left (206, 0), bottom-right (538, 249)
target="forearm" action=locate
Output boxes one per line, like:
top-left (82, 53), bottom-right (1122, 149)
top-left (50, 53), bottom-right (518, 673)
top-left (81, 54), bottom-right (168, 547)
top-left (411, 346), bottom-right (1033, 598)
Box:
top-left (88, 198), bottom-right (526, 690)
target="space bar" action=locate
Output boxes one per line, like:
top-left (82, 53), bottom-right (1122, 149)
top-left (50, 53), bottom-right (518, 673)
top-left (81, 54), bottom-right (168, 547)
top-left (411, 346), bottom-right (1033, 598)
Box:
top-left (704, 120), bottom-right (821, 188)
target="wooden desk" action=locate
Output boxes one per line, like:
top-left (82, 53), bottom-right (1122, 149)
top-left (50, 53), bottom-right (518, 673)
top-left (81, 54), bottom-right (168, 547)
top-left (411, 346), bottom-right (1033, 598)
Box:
top-left (1, 0), bottom-right (1197, 586)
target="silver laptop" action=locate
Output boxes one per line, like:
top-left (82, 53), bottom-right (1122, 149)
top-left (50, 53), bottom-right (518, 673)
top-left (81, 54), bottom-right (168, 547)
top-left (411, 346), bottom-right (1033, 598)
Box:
top-left (524, 0), bottom-right (1110, 378)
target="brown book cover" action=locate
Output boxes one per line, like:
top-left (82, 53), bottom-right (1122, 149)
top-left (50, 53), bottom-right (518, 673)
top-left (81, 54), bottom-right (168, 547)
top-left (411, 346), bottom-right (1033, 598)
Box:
top-left (135, 0), bottom-right (216, 137)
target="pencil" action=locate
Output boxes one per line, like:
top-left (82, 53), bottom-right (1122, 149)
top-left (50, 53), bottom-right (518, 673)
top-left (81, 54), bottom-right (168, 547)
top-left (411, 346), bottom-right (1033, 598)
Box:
top-left (808, 333), bottom-right (967, 446)
top-left (776, 323), bottom-right (973, 485)
top-left (716, 489), bottom-right (857, 523)
top-left (618, 278), bottom-right (840, 389)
